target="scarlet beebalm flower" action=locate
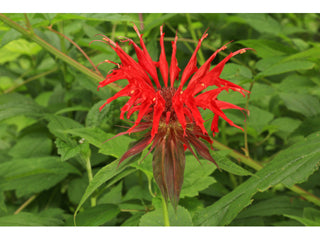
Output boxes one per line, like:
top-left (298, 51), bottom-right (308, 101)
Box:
top-left (97, 25), bottom-right (251, 208)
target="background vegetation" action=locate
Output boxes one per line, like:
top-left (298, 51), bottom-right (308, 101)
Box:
top-left (0, 13), bottom-right (320, 226)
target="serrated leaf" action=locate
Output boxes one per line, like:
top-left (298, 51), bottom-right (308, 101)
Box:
top-left (85, 100), bottom-right (111, 127)
top-left (55, 138), bottom-right (81, 161)
top-left (180, 155), bottom-right (216, 198)
top-left (64, 127), bottom-right (132, 158)
top-left (45, 114), bottom-right (83, 143)
top-left (139, 205), bottom-right (193, 226)
top-left (193, 132), bottom-right (320, 226)
top-left (213, 151), bottom-right (253, 176)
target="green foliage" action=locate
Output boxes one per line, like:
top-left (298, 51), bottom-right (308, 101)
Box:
top-left (1, 13), bottom-right (320, 226)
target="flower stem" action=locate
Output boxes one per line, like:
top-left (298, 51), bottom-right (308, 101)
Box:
top-left (161, 194), bottom-right (170, 227)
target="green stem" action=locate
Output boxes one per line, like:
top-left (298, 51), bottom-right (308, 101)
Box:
top-left (14, 194), bottom-right (37, 214)
top-left (85, 157), bottom-right (96, 207)
top-left (161, 194), bottom-right (170, 227)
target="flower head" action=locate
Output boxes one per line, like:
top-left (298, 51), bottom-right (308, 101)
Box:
top-left (97, 24), bottom-right (250, 208)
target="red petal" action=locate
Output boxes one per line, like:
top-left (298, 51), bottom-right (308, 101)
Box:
top-left (169, 33), bottom-right (181, 87)
top-left (179, 30), bottom-right (208, 88)
top-left (187, 41), bottom-right (231, 88)
top-left (132, 24), bottom-right (161, 89)
top-left (158, 25), bottom-right (169, 87)
top-left (151, 92), bottom-right (166, 140)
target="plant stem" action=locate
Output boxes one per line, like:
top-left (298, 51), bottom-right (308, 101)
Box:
top-left (85, 156), bottom-right (96, 207)
top-left (14, 194), bottom-right (37, 214)
top-left (161, 194), bottom-right (170, 227)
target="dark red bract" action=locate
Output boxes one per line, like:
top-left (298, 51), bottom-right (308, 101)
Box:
top-left (97, 24), bottom-right (250, 208)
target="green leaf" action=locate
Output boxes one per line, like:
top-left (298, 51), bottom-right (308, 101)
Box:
top-left (67, 176), bottom-right (89, 205)
top-left (247, 105), bottom-right (274, 134)
top-left (193, 132), bottom-right (320, 226)
top-left (220, 63), bottom-right (252, 82)
top-left (280, 93), bottom-right (320, 117)
top-left (238, 13), bottom-right (282, 35)
top-left (98, 182), bottom-right (123, 205)
top-left (74, 204), bottom-right (120, 226)
top-left (64, 127), bottom-right (132, 158)
top-left (0, 209), bottom-right (64, 226)
top-left (139, 205), bottom-right (193, 226)
top-left (75, 160), bottom-right (131, 217)
top-left (85, 100), bottom-right (111, 127)
top-left (55, 138), bottom-right (81, 162)
top-left (270, 117), bottom-right (301, 139)
top-left (281, 47), bottom-right (320, 62)
top-left (0, 39), bottom-right (42, 64)
top-left (45, 114), bottom-right (83, 143)
top-left (257, 60), bottom-right (315, 77)
top-left (285, 208), bottom-right (320, 226)
top-left (237, 39), bottom-right (296, 58)
top-left (180, 155), bottom-right (216, 198)
top-left (236, 196), bottom-right (313, 219)
top-left (0, 93), bottom-right (45, 121)
top-left (8, 133), bottom-right (52, 158)
top-left (213, 151), bottom-right (253, 176)
top-left (0, 156), bottom-right (80, 197)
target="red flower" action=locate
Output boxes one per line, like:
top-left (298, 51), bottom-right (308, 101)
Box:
top-left (97, 24), bottom-right (250, 208)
